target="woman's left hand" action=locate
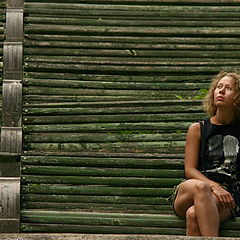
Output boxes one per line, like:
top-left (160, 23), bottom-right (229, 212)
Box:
top-left (211, 184), bottom-right (235, 209)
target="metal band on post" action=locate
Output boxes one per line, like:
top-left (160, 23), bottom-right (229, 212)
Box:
top-left (0, 0), bottom-right (23, 233)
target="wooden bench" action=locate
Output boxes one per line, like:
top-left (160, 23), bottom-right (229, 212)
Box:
top-left (1, 0), bottom-right (240, 236)
top-left (19, 154), bottom-right (240, 237)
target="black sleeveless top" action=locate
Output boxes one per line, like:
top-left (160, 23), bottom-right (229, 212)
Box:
top-left (199, 118), bottom-right (240, 209)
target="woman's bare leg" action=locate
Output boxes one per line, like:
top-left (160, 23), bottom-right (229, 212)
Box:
top-left (184, 203), bottom-right (232, 236)
top-left (174, 179), bottom-right (220, 236)
top-left (185, 206), bottom-right (201, 236)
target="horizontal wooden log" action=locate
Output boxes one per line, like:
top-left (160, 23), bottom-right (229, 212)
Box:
top-left (24, 18), bottom-right (240, 29)
top-left (23, 106), bottom-right (201, 115)
top-left (24, 60), bottom-right (240, 73)
top-left (23, 72), bottom-right (212, 82)
top-left (22, 99), bottom-right (202, 107)
top-left (21, 201), bottom-right (173, 214)
top-left (23, 86), bottom-right (200, 96)
top-left (23, 87), bottom-right (202, 101)
top-left (23, 5), bottom-right (240, 20)
top-left (21, 175), bottom-right (182, 187)
top-left (23, 64), bottom-right (229, 75)
top-left (19, 223), bottom-right (240, 237)
top-left (23, 95), bottom-right (197, 102)
top-left (24, 35), bottom-right (240, 45)
top-left (20, 223), bottom-right (185, 235)
top-left (23, 142), bottom-right (185, 153)
top-left (24, 25), bottom-right (240, 36)
top-left (24, 4), bottom-right (240, 12)
top-left (20, 209), bottom-right (240, 232)
top-left (23, 199), bottom-right (169, 214)
top-left (23, 122), bottom-right (191, 133)
top-left (20, 210), bottom-right (240, 234)
top-left (23, 58), bottom-right (240, 70)
top-left (22, 99), bottom-right (202, 108)
top-left (23, 112), bottom-right (206, 124)
top-left (23, 46), bottom-right (240, 58)
top-left (24, 133), bottom-right (186, 143)
top-left (21, 165), bottom-right (184, 178)
top-left (21, 210), bottom-right (181, 221)
top-left (23, 57), bottom-right (240, 68)
top-left (23, 11), bottom-right (238, 21)
top-left (24, 41), bottom-right (240, 51)
top-left (21, 184), bottom-right (173, 196)
top-left (25, 14), bottom-right (240, 22)
top-left (21, 155), bottom-right (184, 168)
top-left (21, 211), bottom-right (186, 228)
top-left (23, 151), bottom-right (184, 158)
top-left (23, 100), bottom-right (202, 108)
top-left (24, 17), bottom-right (240, 28)
top-left (21, 194), bottom-right (170, 205)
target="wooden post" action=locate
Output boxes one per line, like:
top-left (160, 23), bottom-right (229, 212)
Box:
top-left (0, 0), bottom-right (23, 233)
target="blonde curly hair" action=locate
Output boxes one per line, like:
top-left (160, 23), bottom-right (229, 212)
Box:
top-left (203, 71), bottom-right (240, 118)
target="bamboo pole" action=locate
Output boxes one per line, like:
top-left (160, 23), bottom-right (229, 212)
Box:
top-left (22, 165), bottom-right (184, 178)
top-left (23, 122), bottom-right (191, 133)
top-left (23, 112), bottom-right (206, 124)
top-left (21, 155), bottom-right (184, 168)
top-left (24, 17), bottom-right (240, 28)
top-left (21, 184), bottom-right (173, 196)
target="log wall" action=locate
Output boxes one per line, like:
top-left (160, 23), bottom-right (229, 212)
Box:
top-left (2, 0), bottom-right (238, 235)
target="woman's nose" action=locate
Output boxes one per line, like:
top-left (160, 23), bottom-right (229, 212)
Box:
top-left (219, 87), bottom-right (225, 94)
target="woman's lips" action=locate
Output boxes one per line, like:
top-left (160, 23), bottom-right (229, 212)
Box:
top-left (217, 96), bottom-right (224, 101)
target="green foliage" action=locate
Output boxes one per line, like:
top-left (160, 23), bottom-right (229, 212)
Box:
top-left (176, 88), bottom-right (208, 100)
top-left (194, 89), bottom-right (208, 100)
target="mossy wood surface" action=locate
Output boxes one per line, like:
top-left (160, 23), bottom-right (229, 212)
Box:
top-left (20, 0), bottom-right (240, 236)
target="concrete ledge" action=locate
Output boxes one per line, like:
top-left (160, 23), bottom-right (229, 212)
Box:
top-left (0, 234), bottom-right (238, 240)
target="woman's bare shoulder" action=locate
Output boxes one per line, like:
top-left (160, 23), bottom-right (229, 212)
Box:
top-left (188, 122), bottom-right (201, 131)
top-left (187, 122), bottom-right (201, 138)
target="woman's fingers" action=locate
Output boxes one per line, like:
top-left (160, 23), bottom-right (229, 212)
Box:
top-left (213, 187), bottom-right (235, 209)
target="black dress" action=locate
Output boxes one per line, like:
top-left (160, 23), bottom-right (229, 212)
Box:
top-left (199, 118), bottom-right (240, 216)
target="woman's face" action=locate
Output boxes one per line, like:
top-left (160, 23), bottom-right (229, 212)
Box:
top-left (213, 76), bottom-right (237, 109)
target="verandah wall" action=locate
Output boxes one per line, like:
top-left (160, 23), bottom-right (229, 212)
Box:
top-left (1, 0), bottom-right (239, 235)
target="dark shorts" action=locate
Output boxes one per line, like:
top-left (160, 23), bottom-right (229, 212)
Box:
top-left (168, 179), bottom-right (185, 216)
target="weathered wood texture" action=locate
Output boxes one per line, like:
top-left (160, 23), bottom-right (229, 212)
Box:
top-left (0, 1), bottom-right (4, 127)
top-left (0, 0), bottom-right (5, 140)
top-left (0, 0), bottom-right (23, 233)
top-left (21, 0), bottom-right (240, 236)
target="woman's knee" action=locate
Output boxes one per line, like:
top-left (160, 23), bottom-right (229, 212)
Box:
top-left (186, 206), bottom-right (199, 231)
top-left (178, 179), bottom-right (211, 195)
top-left (186, 206), bottom-right (197, 221)
top-left (193, 181), bottom-right (212, 198)
top-left (173, 179), bottom-right (211, 216)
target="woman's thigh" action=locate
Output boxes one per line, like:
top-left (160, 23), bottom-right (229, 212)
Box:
top-left (212, 194), bottom-right (233, 222)
top-left (173, 179), bottom-right (209, 217)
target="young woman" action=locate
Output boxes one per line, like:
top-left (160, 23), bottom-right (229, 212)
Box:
top-left (173, 71), bottom-right (240, 236)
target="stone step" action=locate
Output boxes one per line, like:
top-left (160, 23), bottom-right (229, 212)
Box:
top-left (0, 234), bottom-right (238, 240)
